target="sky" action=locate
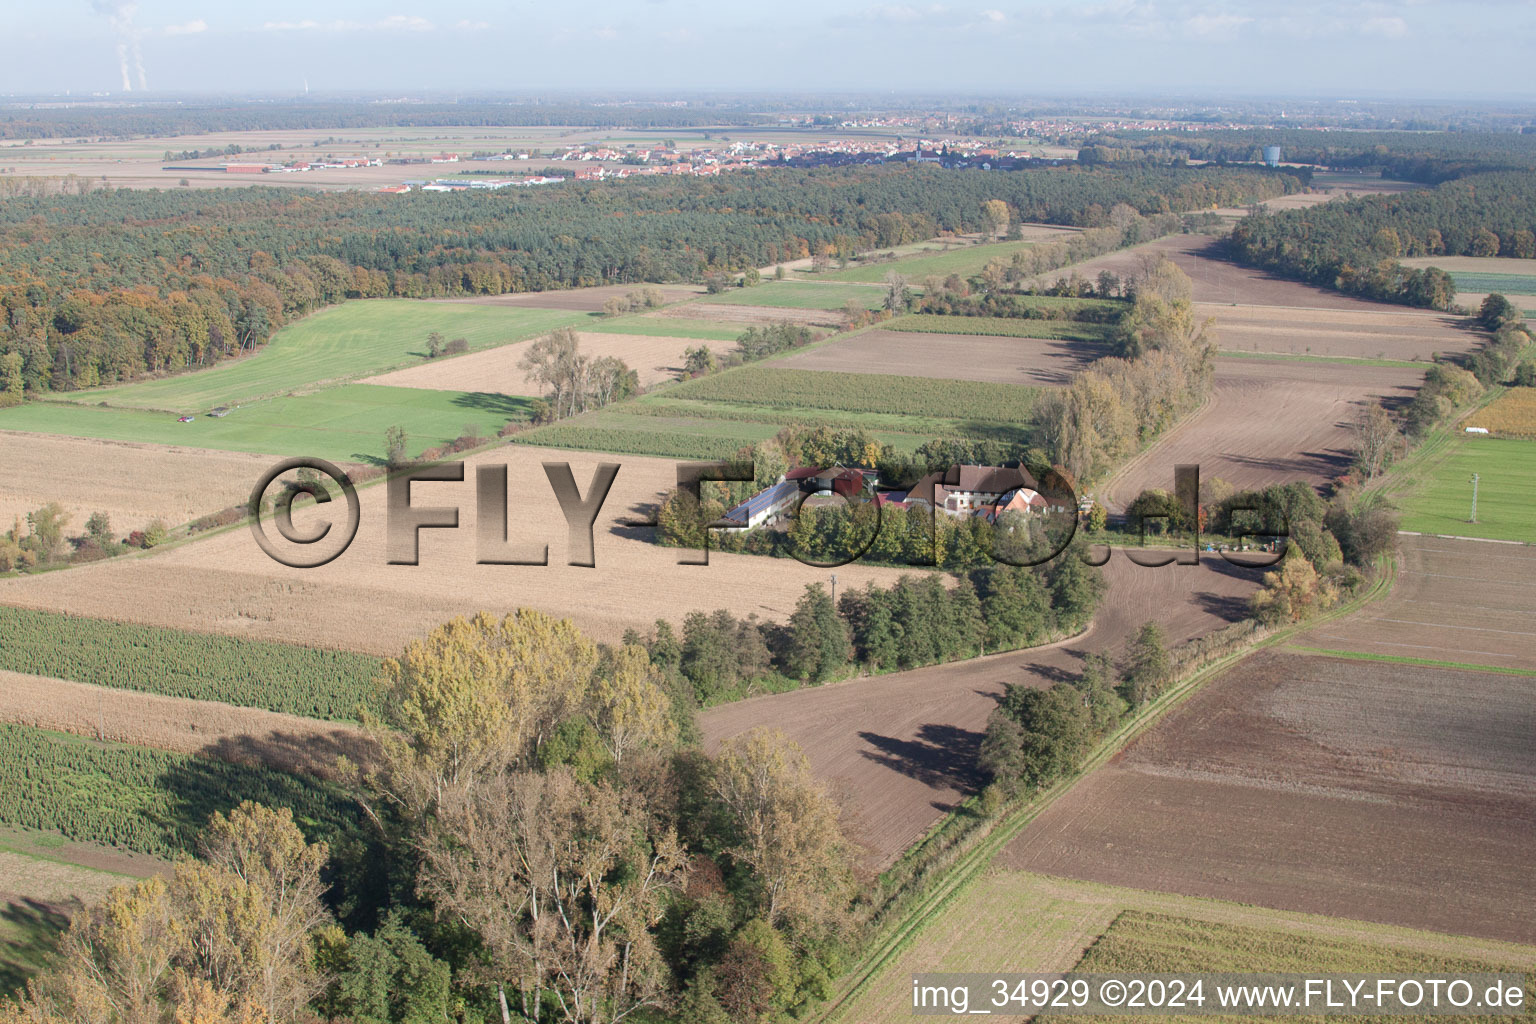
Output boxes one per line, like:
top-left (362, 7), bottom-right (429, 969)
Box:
top-left (1, 0), bottom-right (1532, 100)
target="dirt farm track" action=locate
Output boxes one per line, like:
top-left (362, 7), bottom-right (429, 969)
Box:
top-left (701, 555), bottom-right (1262, 867)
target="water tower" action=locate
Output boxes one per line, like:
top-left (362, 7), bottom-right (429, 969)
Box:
top-left (1263, 145), bottom-right (1282, 168)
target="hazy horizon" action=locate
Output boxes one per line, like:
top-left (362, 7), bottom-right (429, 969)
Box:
top-left (2, 0), bottom-right (1531, 102)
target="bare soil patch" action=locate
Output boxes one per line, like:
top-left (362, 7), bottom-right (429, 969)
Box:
top-left (1207, 304), bottom-right (1472, 361)
top-left (1001, 649), bottom-right (1536, 944)
top-left (1101, 358), bottom-right (1425, 510)
top-left (0, 447), bottom-right (913, 655)
top-left (1060, 235), bottom-right (1418, 311)
top-left (437, 283), bottom-right (705, 312)
top-left (0, 431), bottom-right (274, 535)
top-left (360, 332), bottom-right (732, 393)
top-left (0, 670), bottom-right (372, 778)
top-left (1303, 535), bottom-right (1536, 669)
top-left (666, 304), bottom-right (842, 328)
top-left (700, 555), bottom-right (1261, 867)
top-left (776, 329), bottom-right (1098, 386)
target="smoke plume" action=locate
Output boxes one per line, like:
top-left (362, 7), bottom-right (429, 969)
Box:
top-left (92, 1), bottom-right (147, 91)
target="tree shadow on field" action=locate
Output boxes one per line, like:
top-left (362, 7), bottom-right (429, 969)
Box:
top-left (199, 728), bottom-right (382, 781)
top-left (0, 897), bottom-right (71, 996)
top-left (611, 500), bottom-right (661, 539)
top-left (858, 723), bottom-right (985, 801)
top-left (1194, 591), bottom-right (1253, 623)
top-left (451, 391), bottom-right (534, 420)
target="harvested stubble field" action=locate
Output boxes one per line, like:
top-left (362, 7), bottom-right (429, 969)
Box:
top-left (1101, 358), bottom-right (1425, 510)
top-left (438, 282), bottom-right (705, 312)
top-left (0, 447), bottom-right (914, 655)
top-left (1204, 303), bottom-right (1472, 362)
top-left (701, 555), bottom-right (1261, 867)
top-left (1303, 535), bottom-right (1536, 669)
top-left (775, 328), bottom-right (1100, 386)
top-left (359, 331), bottom-right (734, 393)
top-left (0, 671), bottom-right (370, 778)
top-left (839, 872), bottom-right (1536, 1024)
top-left (0, 431), bottom-right (272, 535)
top-left (1002, 648), bottom-right (1536, 944)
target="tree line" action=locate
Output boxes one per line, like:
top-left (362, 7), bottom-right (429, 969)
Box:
top-left (0, 162), bottom-right (1296, 394)
top-left (1225, 170), bottom-right (1536, 309)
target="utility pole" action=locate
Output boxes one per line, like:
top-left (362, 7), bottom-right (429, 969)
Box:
top-left (1469, 473), bottom-right (1480, 523)
top-left (830, 573), bottom-right (838, 608)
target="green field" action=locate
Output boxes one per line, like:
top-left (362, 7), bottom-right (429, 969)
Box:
top-left (1449, 272), bottom-right (1536, 297)
top-left (669, 366), bottom-right (1040, 424)
top-left (0, 383), bottom-right (527, 463)
top-left (701, 281), bottom-right (887, 310)
top-left (628, 395), bottom-right (992, 438)
top-left (816, 237), bottom-right (1046, 283)
top-left (886, 312), bottom-right (1117, 343)
top-left (1396, 434), bottom-right (1536, 542)
top-left (69, 300), bottom-right (584, 412)
top-left (0, 607), bottom-right (382, 720)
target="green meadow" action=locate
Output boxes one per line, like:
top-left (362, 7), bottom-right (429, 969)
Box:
top-left (815, 237), bottom-right (1045, 283)
top-left (1397, 434), bottom-right (1536, 542)
top-left (0, 385), bottom-right (527, 464)
top-left (68, 300), bottom-right (583, 412)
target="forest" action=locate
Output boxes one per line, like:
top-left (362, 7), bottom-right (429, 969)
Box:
top-left (1225, 170), bottom-right (1536, 307)
top-left (0, 162), bottom-right (1298, 394)
top-left (1078, 127), bottom-right (1536, 182)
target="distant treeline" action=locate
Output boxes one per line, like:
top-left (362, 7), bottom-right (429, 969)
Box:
top-left (0, 162), bottom-right (1298, 394)
top-left (1226, 170), bottom-right (1536, 308)
top-left (1079, 127), bottom-right (1536, 183)
top-left (0, 101), bottom-right (764, 140)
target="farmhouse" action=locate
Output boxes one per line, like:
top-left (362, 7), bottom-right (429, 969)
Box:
top-left (723, 466), bottom-right (879, 530)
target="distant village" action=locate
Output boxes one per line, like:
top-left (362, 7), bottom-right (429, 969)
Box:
top-left (162, 134), bottom-right (1083, 194)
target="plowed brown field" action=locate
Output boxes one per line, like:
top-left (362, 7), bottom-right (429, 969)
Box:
top-left (700, 554), bottom-right (1261, 867)
top-left (776, 329), bottom-right (1099, 386)
top-left (1208, 304), bottom-right (1471, 362)
top-left (1101, 358), bottom-right (1425, 510)
top-left (1302, 535), bottom-right (1536, 669)
top-left (1001, 650), bottom-right (1536, 944)
top-left (0, 447), bottom-right (913, 654)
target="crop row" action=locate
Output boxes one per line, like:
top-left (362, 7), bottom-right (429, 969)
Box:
top-left (883, 313), bottom-right (1113, 342)
top-left (0, 607), bottom-right (382, 720)
top-left (513, 423), bottom-right (759, 461)
top-left (0, 722), bottom-right (362, 858)
top-left (669, 367), bottom-right (1041, 424)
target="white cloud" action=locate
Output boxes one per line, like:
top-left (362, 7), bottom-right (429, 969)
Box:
top-left (261, 16), bottom-right (435, 33)
top-left (163, 19), bottom-right (207, 36)
top-left (981, 8), bottom-right (1006, 21)
top-left (594, 25), bottom-right (619, 39)
top-left (453, 19), bottom-right (491, 31)
top-left (1184, 12), bottom-right (1252, 37)
top-left (1360, 14), bottom-right (1407, 36)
